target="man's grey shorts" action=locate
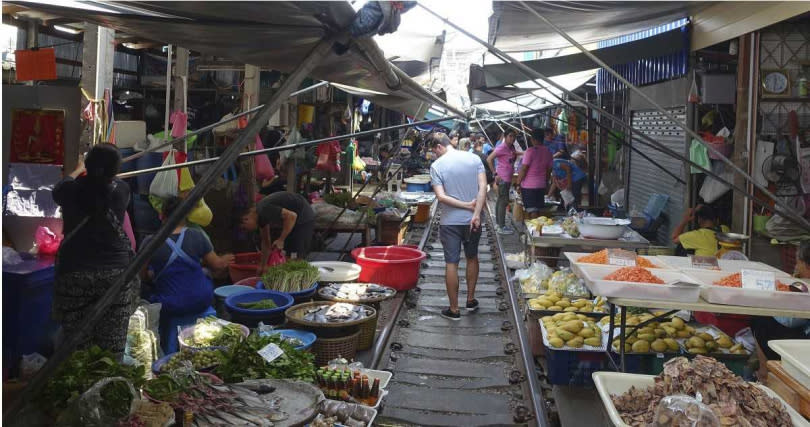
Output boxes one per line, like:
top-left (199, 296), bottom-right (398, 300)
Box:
top-left (439, 224), bottom-right (482, 264)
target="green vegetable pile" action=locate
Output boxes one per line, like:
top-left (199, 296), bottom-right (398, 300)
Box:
top-left (183, 317), bottom-right (245, 348)
top-left (161, 348), bottom-right (224, 372)
top-left (214, 333), bottom-right (315, 383)
top-left (324, 192), bottom-right (353, 208)
top-left (237, 299), bottom-right (278, 310)
top-left (100, 380), bottom-right (134, 419)
top-left (142, 370), bottom-right (207, 403)
top-left (40, 346), bottom-right (145, 413)
top-left (261, 260), bottom-right (319, 293)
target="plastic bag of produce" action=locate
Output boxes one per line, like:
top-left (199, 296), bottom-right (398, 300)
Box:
top-left (74, 377), bottom-right (138, 427)
top-left (547, 268), bottom-right (588, 297)
top-left (652, 395), bottom-right (719, 427)
top-left (125, 303), bottom-right (161, 374)
top-left (515, 262), bottom-right (553, 294)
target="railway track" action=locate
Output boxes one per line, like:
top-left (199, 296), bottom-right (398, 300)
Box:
top-left (372, 206), bottom-right (545, 426)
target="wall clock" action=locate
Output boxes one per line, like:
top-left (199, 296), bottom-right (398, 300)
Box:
top-left (762, 69), bottom-right (791, 96)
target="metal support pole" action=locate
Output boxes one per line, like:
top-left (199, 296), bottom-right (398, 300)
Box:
top-left (163, 44), bottom-right (172, 143)
top-left (117, 116), bottom-right (458, 179)
top-left (2, 36), bottom-right (335, 423)
top-left (419, 2), bottom-right (810, 232)
top-left (517, 1), bottom-right (809, 231)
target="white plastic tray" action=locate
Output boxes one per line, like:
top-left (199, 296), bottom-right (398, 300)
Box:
top-left (655, 256), bottom-right (791, 275)
top-left (683, 269), bottom-right (810, 311)
top-left (593, 371), bottom-right (810, 427)
top-left (564, 252), bottom-right (670, 269)
top-left (576, 264), bottom-right (700, 303)
top-left (770, 340), bottom-right (810, 390)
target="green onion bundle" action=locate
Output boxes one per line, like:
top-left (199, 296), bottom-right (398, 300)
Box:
top-left (261, 260), bottom-right (319, 293)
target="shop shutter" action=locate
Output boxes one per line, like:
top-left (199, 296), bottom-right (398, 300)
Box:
top-left (629, 107), bottom-right (687, 245)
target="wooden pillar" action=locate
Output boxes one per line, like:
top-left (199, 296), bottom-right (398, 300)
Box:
top-left (732, 34), bottom-right (755, 236)
top-left (172, 47), bottom-right (189, 150)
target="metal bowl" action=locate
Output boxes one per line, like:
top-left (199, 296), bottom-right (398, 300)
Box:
top-left (577, 217), bottom-right (631, 240)
top-left (715, 232), bottom-right (750, 243)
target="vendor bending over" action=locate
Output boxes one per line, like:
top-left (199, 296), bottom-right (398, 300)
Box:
top-left (239, 191), bottom-right (315, 270)
top-left (142, 197), bottom-right (234, 348)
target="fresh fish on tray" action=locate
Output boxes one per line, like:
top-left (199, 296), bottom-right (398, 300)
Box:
top-left (319, 283), bottom-right (395, 301)
top-left (302, 303), bottom-right (371, 323)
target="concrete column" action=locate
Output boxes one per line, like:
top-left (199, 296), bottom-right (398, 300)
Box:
top-left (24, 20), bottom-right (37, 87)
top-left (77, 24), bottom-right (114, 165)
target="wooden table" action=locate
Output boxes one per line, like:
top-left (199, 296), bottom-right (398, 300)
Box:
top-left (525, 223), bottom-right (650, 265)
top-left (767, 360), bottom-right (810, 419)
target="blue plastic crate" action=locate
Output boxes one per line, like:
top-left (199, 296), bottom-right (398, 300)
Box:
top-left (546, 349), bottom-right (609, 386)
top-left (2, 255), bottom-right (58, 377)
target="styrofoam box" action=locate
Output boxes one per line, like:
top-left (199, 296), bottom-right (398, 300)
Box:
top-left (114, 120), bottom-right (146, 149)
top-left (655, 256), bottom-right (790, 275)
top-left (576, 264), bottom-right (700, 303)
top-left (770, 340), bottom-right (810, 390)
top-left (564, 252), bottom-right (672, 269)
top-left (593, 371), bottom-right (810, 427)
top-left (683, 269), bottom-right (810, 311)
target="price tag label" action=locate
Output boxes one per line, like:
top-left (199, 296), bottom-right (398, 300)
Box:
top-left (608, 249), bottom-right (637, 267)
top-left (257, 343), bottom-right (284, 363)
top-left (741, 269), bottom-right (775, 291)
top-left (690, 255), bottom-right (719, 270)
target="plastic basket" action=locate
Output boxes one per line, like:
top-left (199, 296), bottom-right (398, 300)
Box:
top-left (546, 348), bottom-right (609, 386)
top-left (351, 246), bottom-right (426, 291)
top-left (357, 310), bottom-right (379, 351)
top-left (224, 290), bottom-right (294, 328)
top-left (177, 322), bottom-right (249, 351)
top-left (312, 331), bottom-right (360, 367)
top-left (228, 252), bottom-right (262, 284)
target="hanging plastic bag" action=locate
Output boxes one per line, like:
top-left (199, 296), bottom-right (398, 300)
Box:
top-left (689, 72), bottom-right (701, 103)
top-left (169, 111), bottom-right (188, 139)
top-left (699, 162), bottom-right (732, 204)
top-left (254, 135), bottom-right (275, 180)
top-left (149, 152), bottom-right (179, 199)
top-left (268, 248), bottom-right (286, 267)
top-left (351, 141), bottom-right (366, 172)
top-left (34, 226), bottom-right (62, 255)
top-left (187, 198), bottom-right (213, 227)
top-left (316, 141), bottom-right (341, 173)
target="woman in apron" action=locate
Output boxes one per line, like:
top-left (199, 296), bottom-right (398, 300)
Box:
top-left (142, 197), bottom-right (234, 350)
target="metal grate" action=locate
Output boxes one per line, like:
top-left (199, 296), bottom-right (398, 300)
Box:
top-left (629, 107), bottom-right (688, 245)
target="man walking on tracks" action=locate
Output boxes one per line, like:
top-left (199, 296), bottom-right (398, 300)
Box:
top-left (428, 133), bottom-right (488, 320)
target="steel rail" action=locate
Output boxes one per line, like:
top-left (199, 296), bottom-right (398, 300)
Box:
top-left (517, 1), bottom-right (810, 231)
top-left (418, 2), bottom-right (810, 232)
top-left (2, 36), bottom-right (336, 423)
top-left (116, 116), bottom-right (458, 179)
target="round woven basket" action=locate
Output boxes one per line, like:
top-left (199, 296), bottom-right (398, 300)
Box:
top-left (357, 309), bottom-right (379, 351)
top-left (316, 283), bottom-right (397, 305)
top-left (285, 301), bottom-right (376, 329)
top-left (312, 331), bottom-right (360, 367)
